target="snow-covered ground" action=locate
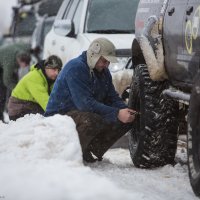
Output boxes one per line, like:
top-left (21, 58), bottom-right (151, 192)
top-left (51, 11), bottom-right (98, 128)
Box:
top-left (0, 114), bottom-right (198, 200)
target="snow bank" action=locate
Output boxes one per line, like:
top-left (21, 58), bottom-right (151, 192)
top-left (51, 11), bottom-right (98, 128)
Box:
top-left (0, 114), bottom-right (136, 200)
top-left (0, 114), bottom-right (82, 163)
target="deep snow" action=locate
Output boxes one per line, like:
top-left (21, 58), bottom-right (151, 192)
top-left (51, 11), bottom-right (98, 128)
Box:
top-left (0, 114), bottom-right (198, 200)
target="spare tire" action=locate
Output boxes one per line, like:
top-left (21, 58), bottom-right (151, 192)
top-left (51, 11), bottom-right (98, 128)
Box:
top-left (128, 64), bottom-right (179, 168)
top-left (188, 72), bottom-right (200, 196)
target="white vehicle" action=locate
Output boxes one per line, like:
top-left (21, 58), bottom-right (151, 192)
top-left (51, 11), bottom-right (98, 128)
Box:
top-left (43, 0), bottom-right (139, 96)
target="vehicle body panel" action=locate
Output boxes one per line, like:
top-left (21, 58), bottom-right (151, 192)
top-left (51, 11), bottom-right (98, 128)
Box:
top-left (134, 0), bottom-right (200, 91)
top-left (43, 0), bottom-right (139, 65)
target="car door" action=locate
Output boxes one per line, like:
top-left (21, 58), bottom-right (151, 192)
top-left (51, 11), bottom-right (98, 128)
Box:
top-left (183, 0), bottom-right (200, 84)
top-left (163, 0), bottom-right (189, 87)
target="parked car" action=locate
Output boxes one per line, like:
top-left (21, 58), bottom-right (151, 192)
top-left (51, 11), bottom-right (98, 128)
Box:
top-left (9, 5), bottom-right (37, 44)
top-left (129, 0), bottom-right (200, 196)
top-left (7, 0), bottom-right (64, 45)
top-left (43, 0), bottom-right (139, 95)
top-left (31, 16), bottom-right (55, 61)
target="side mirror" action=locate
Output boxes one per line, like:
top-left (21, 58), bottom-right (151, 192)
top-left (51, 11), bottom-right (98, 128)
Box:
top-left (53, 19), bottom-right (75, 38)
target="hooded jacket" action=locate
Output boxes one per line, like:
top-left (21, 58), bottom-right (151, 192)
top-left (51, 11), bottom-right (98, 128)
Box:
top-left (11, 61), bottom-right (54, 111)
top-left (0, 42), bottom-right (30, 90)
top-left (45, 51), bottom-right (127, 122)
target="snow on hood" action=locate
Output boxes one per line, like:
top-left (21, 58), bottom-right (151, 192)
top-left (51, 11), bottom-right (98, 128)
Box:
top-left (0, 114), bottom-right (138, 200)
top-left (84, 33), bottom-right (135, 50)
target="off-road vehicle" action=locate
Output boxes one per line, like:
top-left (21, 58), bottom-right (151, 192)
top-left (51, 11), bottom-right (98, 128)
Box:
top-left (129, 0), bottom-right (200, 196)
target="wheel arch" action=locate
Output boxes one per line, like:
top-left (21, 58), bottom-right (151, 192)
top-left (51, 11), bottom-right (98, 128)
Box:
top-left (131, 38), bottom-right (145, 68)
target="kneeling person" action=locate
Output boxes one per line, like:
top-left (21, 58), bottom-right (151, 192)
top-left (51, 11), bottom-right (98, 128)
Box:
top-left (8, 55), bottom-right (62, 120)
top-left (45, 38), bottom-right (136, 162)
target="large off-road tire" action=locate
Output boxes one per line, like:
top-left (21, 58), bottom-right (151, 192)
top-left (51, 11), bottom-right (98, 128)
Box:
top-left (188, 73), bottom-right (200, 196)
top-left (128, 64), bottom-right (179, 168)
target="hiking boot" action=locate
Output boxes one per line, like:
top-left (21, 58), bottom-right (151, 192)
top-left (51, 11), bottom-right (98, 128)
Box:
top-left (82, 150), bottom-right (98, 163)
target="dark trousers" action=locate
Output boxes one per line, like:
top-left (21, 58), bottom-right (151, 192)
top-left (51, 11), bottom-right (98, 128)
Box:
top-left (8, 96), bottom-right (44, 121)
top-left (67, 110), bottom-right (132, 159)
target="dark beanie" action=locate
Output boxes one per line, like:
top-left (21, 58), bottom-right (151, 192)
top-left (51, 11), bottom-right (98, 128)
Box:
top-left (44, 55), bottom-right (63, 70)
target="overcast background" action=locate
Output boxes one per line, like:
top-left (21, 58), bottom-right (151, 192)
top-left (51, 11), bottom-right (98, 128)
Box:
top-left (0, 0), bottom-right (17, 35)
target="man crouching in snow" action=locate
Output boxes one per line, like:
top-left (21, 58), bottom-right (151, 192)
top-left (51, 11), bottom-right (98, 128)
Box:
top-left (45, 38), bottom-right (136, 163)
top-left (8, 55), bottom-right (62, 121)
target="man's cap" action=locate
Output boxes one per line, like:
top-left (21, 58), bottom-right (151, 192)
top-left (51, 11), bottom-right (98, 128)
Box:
top-left (44, 55), bottom-right (63, 70)
top-left (87, 38), bottom-right (118, 69)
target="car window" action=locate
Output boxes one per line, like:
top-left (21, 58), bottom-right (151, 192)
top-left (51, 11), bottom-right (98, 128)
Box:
top-left (12, 10), bottom-right (37, 37)
top-left (38, 0), bottom-right (64, 17)
top-left (85, 0), bottom-right (139, 33)
top-left (73, 0), bottom-right (84, 34)
top-left (56, 0), bottom-right (71, 19)
top-left (41, 19), bottom-right (55, 46)
top-left (63, 0), bottom-right (79, 19)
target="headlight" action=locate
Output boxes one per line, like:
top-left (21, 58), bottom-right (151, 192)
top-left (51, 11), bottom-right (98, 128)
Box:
top-left (109, 57), bottom-right (130, 73)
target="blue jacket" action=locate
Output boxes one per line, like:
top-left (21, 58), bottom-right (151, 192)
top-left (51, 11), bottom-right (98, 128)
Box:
top-left (45, 51), bottom-right (127, 122)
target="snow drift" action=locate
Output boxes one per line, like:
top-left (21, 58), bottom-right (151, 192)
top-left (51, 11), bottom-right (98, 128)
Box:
top-left (0, 114), bottom-right (137, 200)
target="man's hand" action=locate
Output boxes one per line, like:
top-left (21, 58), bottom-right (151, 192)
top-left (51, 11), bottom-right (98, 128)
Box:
top-left (117, 108), bottom-right (136, 123)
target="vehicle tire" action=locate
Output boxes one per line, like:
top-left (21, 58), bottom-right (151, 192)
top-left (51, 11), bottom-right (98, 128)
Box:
top-left (188, 72), bottom-right (200, 196)
top-left (128, 64), bottom-right (179, 168)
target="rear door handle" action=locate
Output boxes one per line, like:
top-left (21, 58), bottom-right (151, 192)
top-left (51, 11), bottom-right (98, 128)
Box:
top-left (168, 7), bottom-right (175, 16)
top-left (186, 6), bottom-right (193, 15)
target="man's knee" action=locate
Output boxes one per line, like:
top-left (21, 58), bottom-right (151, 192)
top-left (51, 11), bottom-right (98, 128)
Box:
top-left (67, 111), bottom-right (104, 128)
top-left (66, 111), bottom-right (108, 152)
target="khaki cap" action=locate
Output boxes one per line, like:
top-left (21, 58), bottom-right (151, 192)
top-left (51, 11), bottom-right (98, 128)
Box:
top-left (87, 38), bottom-right (118, 69)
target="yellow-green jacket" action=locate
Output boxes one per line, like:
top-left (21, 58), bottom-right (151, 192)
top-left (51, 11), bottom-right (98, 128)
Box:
top-left (11, 65), bottom-right (54, 111)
